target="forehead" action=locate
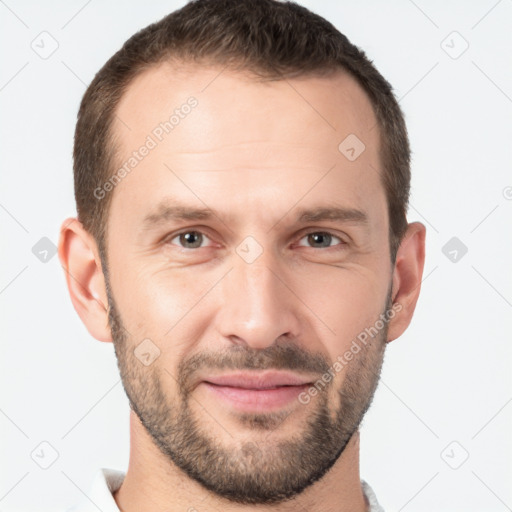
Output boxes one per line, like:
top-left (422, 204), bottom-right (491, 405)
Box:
top-left (108, 61), bottom-right (384, 234)
top-left (113, 61), bottom-right (379, 156)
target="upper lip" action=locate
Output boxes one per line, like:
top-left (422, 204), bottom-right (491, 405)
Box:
top-left (202, 371), bottom-right (314, 389)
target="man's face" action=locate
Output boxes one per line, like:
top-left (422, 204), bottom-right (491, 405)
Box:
top-left (104, 63), bottom-right (392, 504)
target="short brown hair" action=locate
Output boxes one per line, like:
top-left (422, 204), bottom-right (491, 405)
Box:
top-left (74, 0), bottom-right (410, 264)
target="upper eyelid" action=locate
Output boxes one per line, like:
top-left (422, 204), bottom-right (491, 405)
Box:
top-left (297, 230), bottom-right (345, 243)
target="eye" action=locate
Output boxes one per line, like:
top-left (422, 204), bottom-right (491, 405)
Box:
top-left (297, 231), bottom-right (346, 249)
top-left (164, 230), bottom-right (346, 251)
top-left (167, 230), bottom-right (213, 249)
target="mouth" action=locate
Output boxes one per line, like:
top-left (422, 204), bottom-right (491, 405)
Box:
top-left (200, 371), bottom-right (313, 412)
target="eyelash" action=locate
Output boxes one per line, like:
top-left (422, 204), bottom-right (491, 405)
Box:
top-left (165, 229), bottom-right (347, 251)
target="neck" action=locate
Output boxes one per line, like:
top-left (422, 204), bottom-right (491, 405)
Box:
top-left (113, 410), bottom-right (368, 512)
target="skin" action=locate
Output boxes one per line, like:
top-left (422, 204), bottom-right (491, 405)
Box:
top-left (59, 62), bottom-right (426, 512)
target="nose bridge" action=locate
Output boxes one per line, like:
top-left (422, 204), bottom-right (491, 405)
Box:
top-left (216, 242), bottom-right (299, 349)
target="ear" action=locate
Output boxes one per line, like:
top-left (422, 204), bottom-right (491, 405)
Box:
top-left (386, 222), bottom-right (426, 343)
top-left (58, 217), bottom-right (112, 342)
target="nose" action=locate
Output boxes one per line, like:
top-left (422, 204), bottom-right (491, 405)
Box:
top-left (214, 246), bottom-right (301, 350)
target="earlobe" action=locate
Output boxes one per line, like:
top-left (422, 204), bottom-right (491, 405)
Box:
top-left (58, 218), bottom-right (113, 343)
top-left (386, 222), bottom-right (426, 343)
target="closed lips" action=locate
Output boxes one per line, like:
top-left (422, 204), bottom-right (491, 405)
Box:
top-left (202, 371), bottom-right (313, 389)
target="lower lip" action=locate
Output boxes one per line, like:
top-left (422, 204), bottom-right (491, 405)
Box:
top-left (201, 382), bottom-right (310, 412)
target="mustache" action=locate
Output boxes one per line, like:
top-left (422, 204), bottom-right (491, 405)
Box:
top-left (176, 341), bottom-right (331, 396)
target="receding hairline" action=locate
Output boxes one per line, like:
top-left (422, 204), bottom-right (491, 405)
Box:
top-left (108, 56), bottom-right (378, 172)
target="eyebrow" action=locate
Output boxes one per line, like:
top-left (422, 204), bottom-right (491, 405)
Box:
top-left (295, 206), bottom-right (368, 224)
top-left (141, 201), bottom-right (369, 230)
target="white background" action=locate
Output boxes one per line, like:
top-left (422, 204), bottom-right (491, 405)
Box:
top-left (1, 1), bottom-right (511, 511)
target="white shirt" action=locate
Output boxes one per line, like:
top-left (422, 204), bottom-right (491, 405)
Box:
top-left (66, 468), bottom-right (385, 512)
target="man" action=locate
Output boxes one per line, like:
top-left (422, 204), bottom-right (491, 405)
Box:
top-left (59, 0), bottom-right (425, 510)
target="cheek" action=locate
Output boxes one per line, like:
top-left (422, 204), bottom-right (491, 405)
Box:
top-left (291, 265), bottom-right (389, 358)
top-left (109, 258), bottom-right (220, 347)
